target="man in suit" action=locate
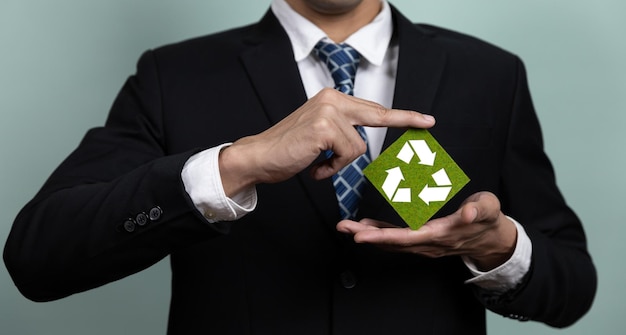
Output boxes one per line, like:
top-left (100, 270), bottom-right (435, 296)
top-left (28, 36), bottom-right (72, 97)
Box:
top-left (4, 0), bottom-right (596, 333)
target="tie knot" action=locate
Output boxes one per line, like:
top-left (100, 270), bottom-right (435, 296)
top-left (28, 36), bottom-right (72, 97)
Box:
top-left (314, 41), bottom-right (360, 95)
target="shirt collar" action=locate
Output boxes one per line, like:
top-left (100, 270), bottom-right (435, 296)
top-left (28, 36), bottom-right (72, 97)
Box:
top-left (271, 0), bottom-right (393, 66)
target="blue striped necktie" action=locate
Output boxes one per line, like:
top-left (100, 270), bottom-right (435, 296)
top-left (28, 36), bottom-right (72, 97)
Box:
top-left (314, 41), bottom-right (371, 220)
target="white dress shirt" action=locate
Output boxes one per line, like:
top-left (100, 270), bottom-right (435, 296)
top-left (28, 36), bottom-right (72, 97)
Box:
top-left (181, 0), bottom-right (531, 293)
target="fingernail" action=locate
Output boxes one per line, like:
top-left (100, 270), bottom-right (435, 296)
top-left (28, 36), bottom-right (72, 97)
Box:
top-left (470, 207), bottom-right (479, 222)
top-left (422, 114), bottom-right (435, 123)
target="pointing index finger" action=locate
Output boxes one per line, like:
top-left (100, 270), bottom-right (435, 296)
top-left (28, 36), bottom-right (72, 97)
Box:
top-left (346, 97), bottom-right (436, 129)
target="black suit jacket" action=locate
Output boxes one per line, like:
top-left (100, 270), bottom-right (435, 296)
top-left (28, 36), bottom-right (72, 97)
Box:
top-left (5, 6), bottom-right (596, 334)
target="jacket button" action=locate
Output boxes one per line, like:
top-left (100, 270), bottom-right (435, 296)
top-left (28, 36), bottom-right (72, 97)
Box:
top-left (123, 219), bottom-right (136, 233)
top-left (149, 206), bottom-right (162, 221)
top-left (204, 210), bottom-right (215, 220)
top-left (340, 270), bottom-right (356, 289)
top-left (135, 212), bottom-right (148, 226)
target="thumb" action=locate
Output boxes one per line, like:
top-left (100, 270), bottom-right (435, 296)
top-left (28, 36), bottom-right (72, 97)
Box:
top-left (461, 205), bottom-right (479, 224)
top-left (460, 192), bottom-right (501, 224)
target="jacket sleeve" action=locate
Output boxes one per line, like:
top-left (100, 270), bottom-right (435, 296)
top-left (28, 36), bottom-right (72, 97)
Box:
top-left (478, 57), bottom-right (597, 327)
top-left (3, 50), bottom-right (228, 302)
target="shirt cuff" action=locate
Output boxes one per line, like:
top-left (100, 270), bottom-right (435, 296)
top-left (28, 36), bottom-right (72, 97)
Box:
top-left (462, 217), bottom-right (532, 293)
top-left (181, 143), bottom-right (257, 223)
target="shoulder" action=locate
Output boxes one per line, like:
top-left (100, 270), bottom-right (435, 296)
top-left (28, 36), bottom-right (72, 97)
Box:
top-left (416, 23), bottom-right (521, 67)
top-left (128, 22), bottom-right (261, 82)
top-left (152, 23), bottom-right (256, 63)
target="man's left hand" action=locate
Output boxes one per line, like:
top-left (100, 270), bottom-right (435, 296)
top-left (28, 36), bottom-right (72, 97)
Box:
top-left (336, 192), bottom-right (517, 271)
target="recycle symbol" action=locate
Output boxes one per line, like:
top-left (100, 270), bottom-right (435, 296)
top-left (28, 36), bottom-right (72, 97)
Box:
top-left (363, 128), bottom-right (469, 230)
top-left (382, 140), bottom-right (453, 205)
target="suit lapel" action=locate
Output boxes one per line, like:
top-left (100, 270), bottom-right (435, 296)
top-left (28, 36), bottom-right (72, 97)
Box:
top-left (386, 5), bottom-right (447, 148)
top-left (359, 7), bottom-right (448, 223)
top-left (240, 10), bottom-right (307, 125)
top-left (240, 10), bottom-right (341, 226)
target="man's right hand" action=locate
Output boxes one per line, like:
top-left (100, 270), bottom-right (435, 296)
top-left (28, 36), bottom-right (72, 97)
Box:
top-left (218, 88), bottom-right (436, 196)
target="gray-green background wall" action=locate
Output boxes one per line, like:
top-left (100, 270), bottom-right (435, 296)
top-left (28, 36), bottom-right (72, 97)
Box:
top-left (1, 0), bottom-right (623, 334)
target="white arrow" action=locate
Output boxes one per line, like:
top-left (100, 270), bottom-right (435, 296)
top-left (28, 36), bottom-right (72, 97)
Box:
top-left (397, 142), bottom-right (415, 164)
top-left (432, 168), bottom-right (451, 186)
top-left (409, 140), bottom-right (436, 166)
top-left (393, 188), bottom-right (411, 203)
top-left (382, 167), bottom-right (405, 200)
top-left (418, 185), bottom-right (452, 205)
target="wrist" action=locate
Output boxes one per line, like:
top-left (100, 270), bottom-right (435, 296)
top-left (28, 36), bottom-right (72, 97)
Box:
top-left (218, 141), bottom-right (258, 197)
top-left (469, 214), bottom-right (517, 271)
